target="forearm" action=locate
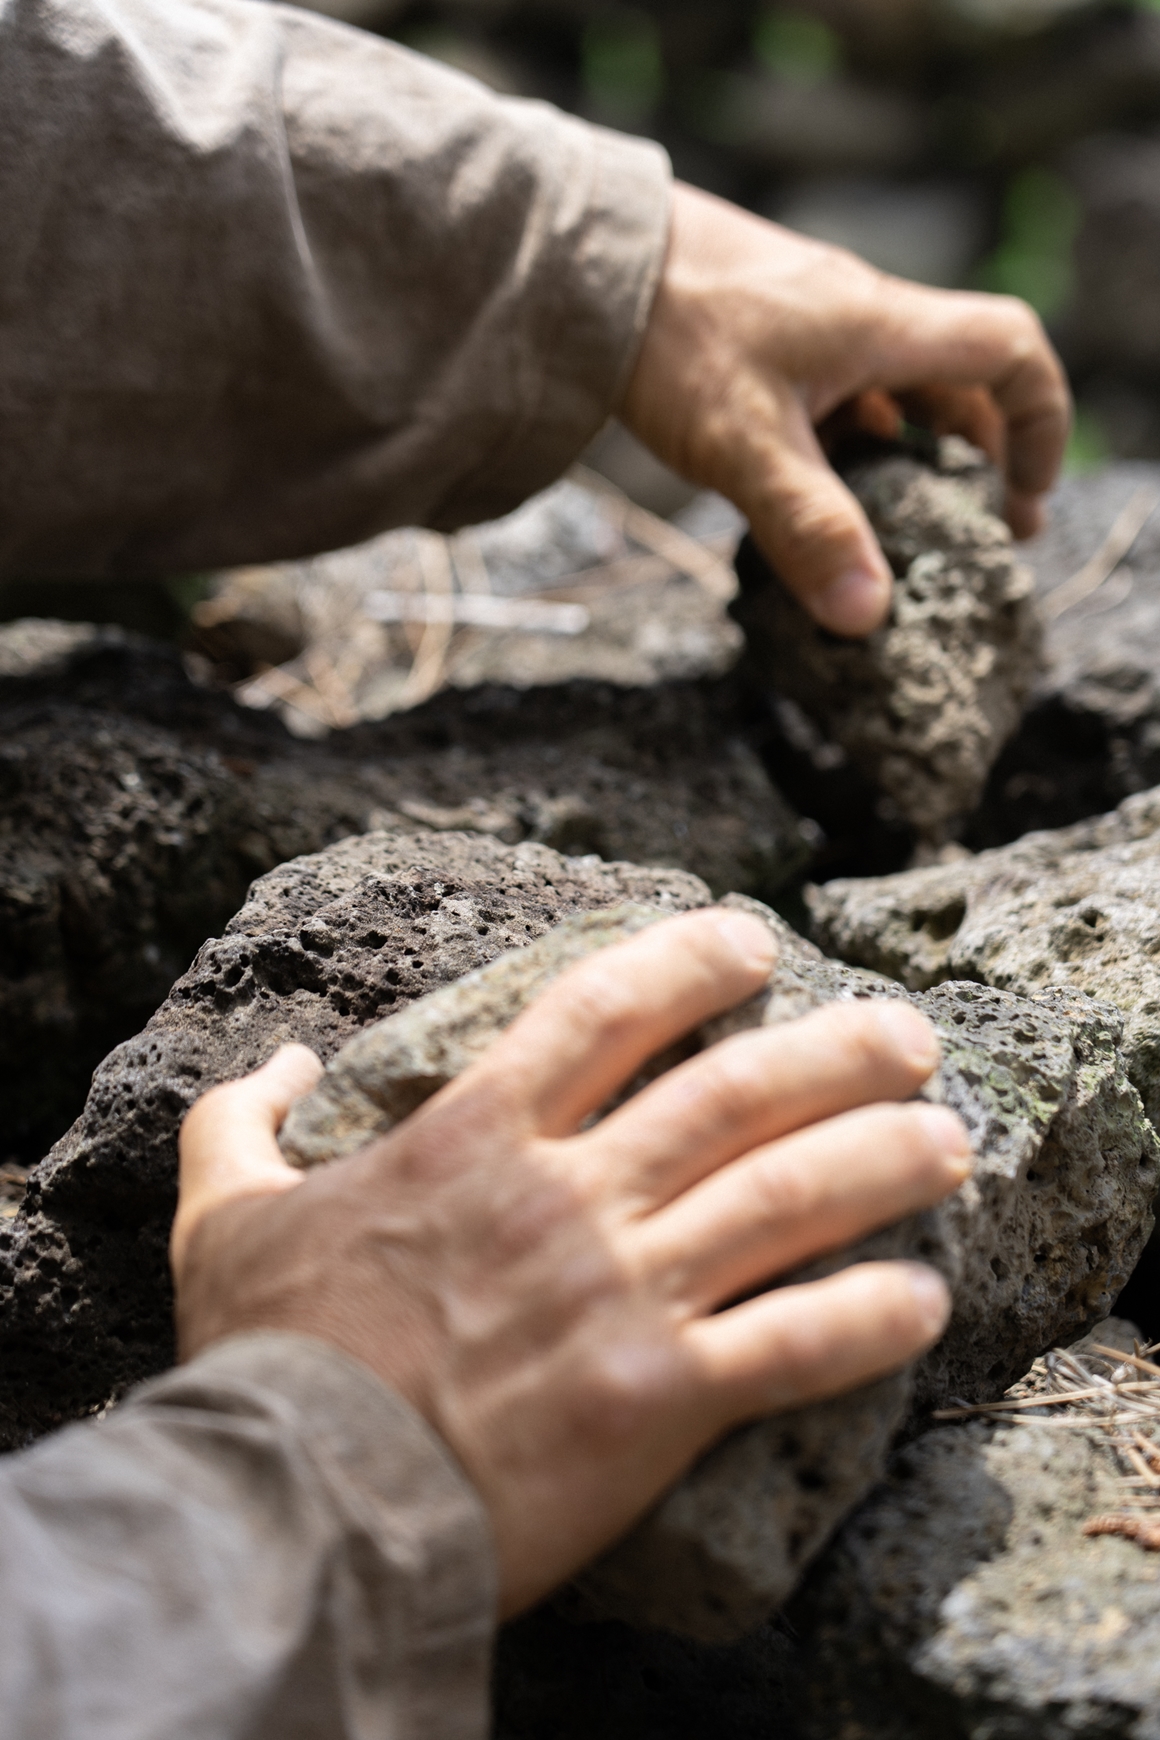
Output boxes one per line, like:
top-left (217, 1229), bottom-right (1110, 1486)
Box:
top-left (0, 0), bottom-right (669, 577)
top-left (0, 1333), bottom-right (494, 1740)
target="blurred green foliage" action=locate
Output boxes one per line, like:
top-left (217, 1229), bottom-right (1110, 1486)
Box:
top-left (1065, 406), bottom-right (1112, 473)
top-left (581, 10), bottom-right (664, 126)
top-left (975, 167), bottom-right (1080, 320)
top-left (752, 7), bottom-right (842, 86)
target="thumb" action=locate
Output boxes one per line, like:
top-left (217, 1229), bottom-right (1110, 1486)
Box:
top-left (744, 404), bottom-right (893, 637)
top-left (171, 1044), bottom-right (323, 1273)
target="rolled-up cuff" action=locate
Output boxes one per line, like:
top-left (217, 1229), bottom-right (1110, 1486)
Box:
top-left (134, 1331), bottom-right (496, 1738)
top-left (427, 119), bottom-right (672, 531)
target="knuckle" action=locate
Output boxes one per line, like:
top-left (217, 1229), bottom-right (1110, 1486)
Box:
top-left (768, 1312), bottom-right (832, 1390)
top-left (805, 1001), bottom-right (898, 1075)
top-left (872, 1101), bottom-right (952, 1175)
top-left (559, 960), bottom-right (642, 1042)
top-left (569, 1334), bottom-right (685, 1451)
top-left (694, 1036), bottom-right (773, 1121)
top-left (781, 490), bottom-right (862, 554)
top-left (750, 1149), bottom-right (812, 1228)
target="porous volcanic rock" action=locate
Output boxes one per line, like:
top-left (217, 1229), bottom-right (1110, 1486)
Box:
top-left (790, 1320), bottom-right (1160, 1740)
top-left (974, 462), bottom-right (1160, 845)
top-left (0, 622), bottom-right (806, 1157)
top-left (282, 896), bottom-right (1158, 1639)
top-left (0, 831), bottom-right (710, 1450)
top-left (808, 785), bottom-right (1160, 1128)
top-left (492, 1604), bottom-right (798, 1740)
top-left (279, 904), bottom-right (669, 1165)
top-left (732, 437), bottom-right (1042, 851)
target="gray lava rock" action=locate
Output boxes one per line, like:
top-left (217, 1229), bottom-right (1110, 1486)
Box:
top-left (733, 438), bottom-right (1042, 849)
top-left (0, 622), bottom-right (806, 1158)
top-left (976, 462), bottom-right (1160, 845)
top-left (808, 785), bottom-right (1160, 1128)
top-left (279, 904), bottom-right (669, 1166)
top-left (791, 1319), bottom-right (1160, 1740)
top-left (0, 831), bottom-right (709, 1450)
top-left (282, 896), bottom-right (1157, 1640)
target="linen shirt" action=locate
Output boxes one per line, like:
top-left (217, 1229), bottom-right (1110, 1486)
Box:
top-left (0, 0), bottom-right (672, 1731)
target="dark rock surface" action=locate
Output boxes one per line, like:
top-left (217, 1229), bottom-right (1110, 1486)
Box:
top-left (0, 831), bottom-right (709, 1450)
top-left (277, 890), bottom-right (1158, 1639)
top-left (493, 1605), bottom-right (799, 1740)
top-left (971, 463), bottom-right (1160, 847)
top-left (789, 1320), bottom-right (1160, 1740)
top-left (734, 438), bottom-right (1041, 858)
top-left (809, 785), bottom-right (1160, 1130)
top-left (0, 620), bottom-right (805, 1160)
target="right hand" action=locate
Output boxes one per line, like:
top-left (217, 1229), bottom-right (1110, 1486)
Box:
top-left (173, 908), bottom-right (969, 1616)
top-left (621, 181), bottom-right (1071, 636)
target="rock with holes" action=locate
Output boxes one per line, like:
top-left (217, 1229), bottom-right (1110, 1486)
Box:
top-left (971, 461), bottom-right (1160, 847)
top-left (0, 620), bottom-right (807, 1160)
top-left (732, 437), bottom-right (1042, 851)
top-left (789, 1318), bottom-right (1160, 1740)
top-left (0, 830), bottom-right (710, 1450)
top-left (280, 895), bottom-right (1158, 1639)
top-left (808, 784), bottom-right (1160, 1129)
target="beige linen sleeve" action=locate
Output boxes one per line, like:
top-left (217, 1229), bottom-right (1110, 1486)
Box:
top-left (0, 0), bottom-right (670, 577)
top-left (0, 1332), bottom-right (495, 1740)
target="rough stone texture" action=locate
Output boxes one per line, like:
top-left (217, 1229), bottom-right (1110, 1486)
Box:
top-left (808, 784), bottom-right (1160, 1130)
top-left (0, 831), bottom-right (710, 1450)
top-left (492, 1606), bottom-right (799, 1740)
top-left (0, 622), bottom-right (805, 1158)
top-left (790, 1319), bottom-right (1160, 1740)
top-left (282, 895), bottom-right (1158, 1640)
top-left (280, 904), bottom-right (669, 1165)
top-left (732, 437), bottom-right (1042, 850)
top-left (973, 462), bottom-right (1160, 847)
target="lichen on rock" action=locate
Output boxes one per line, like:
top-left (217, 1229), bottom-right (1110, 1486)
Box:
top-left (282, 892), bottom-right (1158, 1641)
top-left (807, 784), bottom-right (1160, 1128)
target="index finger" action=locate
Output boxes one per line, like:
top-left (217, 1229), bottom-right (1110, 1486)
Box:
top-left (874, 283), bottom-right (1071, 504)
top-left (461, 908), bottom-right (777, 1139)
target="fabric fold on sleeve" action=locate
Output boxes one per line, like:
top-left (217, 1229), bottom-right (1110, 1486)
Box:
top-left (0, 0), bottom-right (671, 577)
top-left (0, 1330), bottom-right (495, 1740)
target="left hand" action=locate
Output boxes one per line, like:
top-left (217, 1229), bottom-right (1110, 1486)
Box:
top-left (172, 908), bottom-right (966, 1617)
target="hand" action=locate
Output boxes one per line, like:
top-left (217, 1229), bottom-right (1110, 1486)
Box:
top-left (620, 181), bottom-right (1072, 636)
top-left (172, 908), bottom-right (968, 1616)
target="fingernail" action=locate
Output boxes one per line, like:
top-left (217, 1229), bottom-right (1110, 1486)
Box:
top-left (813, 566), bottom-right (891, 636)
top-left (873, 1001), bottom-right (941, 1073)
top-left (913, 1103), bottom-right (973, 1178)
top-left (901, 1262), bottom-right (952, 1337)
top-left (711, 910), bottom-right (777, 975)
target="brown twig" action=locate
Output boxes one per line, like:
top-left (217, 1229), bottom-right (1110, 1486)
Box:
top-left (1041, 486), bottom-right (1160, 621)
top-left (1084, 1514), bottom-right (1160, 1549)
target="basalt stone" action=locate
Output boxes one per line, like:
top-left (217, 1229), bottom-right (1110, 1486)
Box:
top-left (790, 1319), bottom-right (1160, 1740)
top-left (283, 896), bottom-right (1157, 1639)
top-left (0, 832), bottom-right (710, 1450)
top-left (0, 700), bottom-right (393, 1161)
top-left (0, 622), bottom-right (807, 1157)
top-left (808, 785), bottom-right (1160, 1130)
top-left (279, 903), bottom-right (670, 1166)
top-left (972, 462), bottom-right (1160, 846)
top-left (732, 438), bottom-right (1042, 853)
